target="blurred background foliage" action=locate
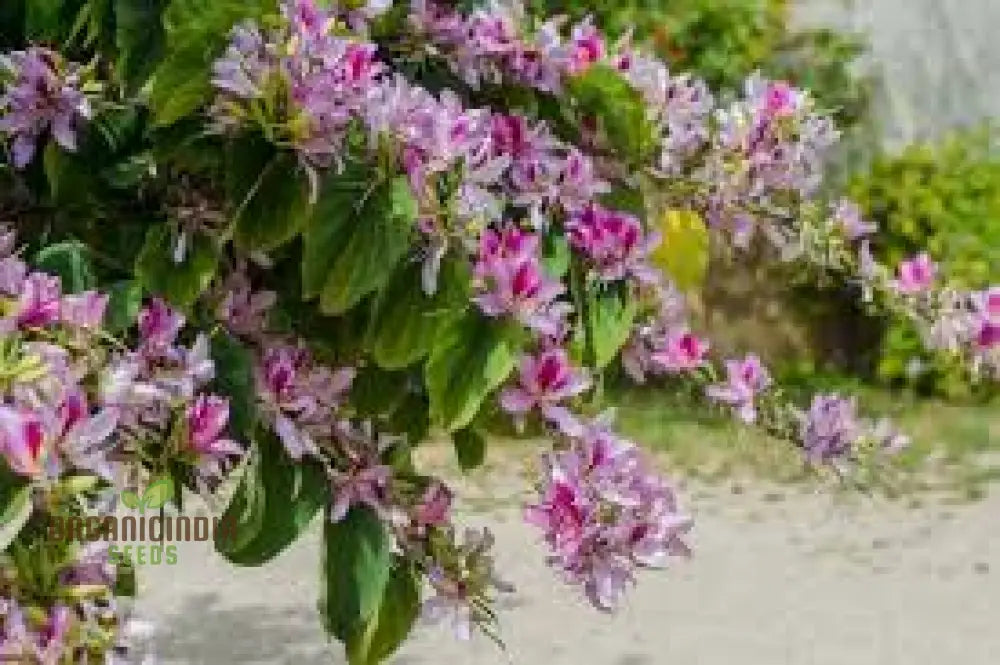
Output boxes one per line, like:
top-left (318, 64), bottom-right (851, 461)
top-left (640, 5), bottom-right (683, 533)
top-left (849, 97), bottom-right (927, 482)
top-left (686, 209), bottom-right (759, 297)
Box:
top-left (539, 0), bottom-right (997, 403)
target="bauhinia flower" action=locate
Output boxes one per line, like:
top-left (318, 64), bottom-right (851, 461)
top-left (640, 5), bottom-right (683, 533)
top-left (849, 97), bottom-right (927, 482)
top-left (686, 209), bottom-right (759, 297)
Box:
top-left (472, 227), bottom-right (569, 336)
top-left (892, 252), bottom-right (936, 295)
top-left (255, 344), bottom-right (355, 459)
top-left (184, 394), bottom-right (242, 469)
top-left (566, 204), bottom-right (660, 284)
top-left (526, 423), bottom-right (691, 611)
top-left (500, 347), bottom-right (591, 435)
top-left (705, 354), bottom-right (772, 423)
top-left (649, 329), bottom-right (710, 374)
top-left (797, 394), bottom-right (861, 463)
top-left (328, 422), bottom-right (394, 523)
top-left (0, 47), bottom-right (93, 168)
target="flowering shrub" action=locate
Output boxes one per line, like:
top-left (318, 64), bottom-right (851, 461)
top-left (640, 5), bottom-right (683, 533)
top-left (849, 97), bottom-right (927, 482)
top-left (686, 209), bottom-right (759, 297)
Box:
top-left (0, 1), bottom-right (996, 663)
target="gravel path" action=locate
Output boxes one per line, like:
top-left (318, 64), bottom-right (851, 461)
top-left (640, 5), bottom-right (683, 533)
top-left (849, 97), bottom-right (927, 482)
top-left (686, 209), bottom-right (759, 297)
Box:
top-left (136, 482), bottom-right (1000, 665)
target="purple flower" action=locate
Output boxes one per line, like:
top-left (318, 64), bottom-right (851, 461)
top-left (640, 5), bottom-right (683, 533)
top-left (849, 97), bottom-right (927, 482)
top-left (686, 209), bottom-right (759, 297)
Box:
top-left (798, 394), bottom-right (861, 463)
top-left (649, 329), bottom-right (710, 374)
top-left (973, 287), bottom-right (1000, 350)
top-left (472, 228), bottom-right (568, 337)
top-left (0, 47), bottom-right (92, 168)
top-left (566, 204), bottom-right (660, 283)
top-left (832, 199), bottom-right (877, 240)
top-left (526, 422), bottom-right (691, 611)
top-left (138, 298), bottom-right (185, 355)
top-left (0, 405), bottom-right (48, 477)
top-left (500, 348), bottom-right (591, 435)
top-left (328, 422), bottom-right (393, 522)
top-left (60, 290), bottom-right (108, 329)
top-left (568, 18), bottom-right (605, 73)
top-left (186, 394), bottom-right (242, 462)
top-left (15, 272), bottom-right (62, 328)
top-left (216, 270), bottom-right (276, 338)
top-left (706, 354), bottom-right (772, 423)
top-left (892, 253), bottom-right (936, 295)
top-left (422, 567), bottom-right (474, 641)
top-left (414, 481), bottom-right (453, 528)
top-left (255, 345), bottom-right (354, 459)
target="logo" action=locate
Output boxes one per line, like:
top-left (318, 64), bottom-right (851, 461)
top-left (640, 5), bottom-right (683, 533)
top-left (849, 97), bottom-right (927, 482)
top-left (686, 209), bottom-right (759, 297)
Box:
top-left (47, 476), bottom-right (237, 567)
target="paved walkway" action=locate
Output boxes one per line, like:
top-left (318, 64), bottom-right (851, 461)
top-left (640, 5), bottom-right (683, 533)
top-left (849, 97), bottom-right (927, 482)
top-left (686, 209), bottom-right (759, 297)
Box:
top-left (137, 482), bottom-right (1000, 664)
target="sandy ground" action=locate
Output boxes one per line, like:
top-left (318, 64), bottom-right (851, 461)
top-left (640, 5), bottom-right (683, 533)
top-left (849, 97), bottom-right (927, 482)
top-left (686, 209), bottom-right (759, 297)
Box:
top-left (135, 473), bottom-right (1000, 665)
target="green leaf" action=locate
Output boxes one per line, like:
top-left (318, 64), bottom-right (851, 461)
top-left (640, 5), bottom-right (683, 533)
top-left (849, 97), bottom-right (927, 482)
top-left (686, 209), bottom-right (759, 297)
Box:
top-left (541, 232), bottom-right (571, 279)
top-left (301, 168), bottom-right (369, 299)
top-left (142, 476), bottom-right (175, 511)
top-left (33, 240), bottom-right (97, 294)
top-left (369, 258), bottom-right (469, 370)
top-left (320, 506), bottom-right (392, 641)
top-left (150, 0), bottom-right (274, 126)
top-left (135, 224), bottom-right (219, 312)
top-left (115, 0), bottom-right (167, 91)
top-left (452, 428), bottom-right (486, 471)
top-left (649, 209), bottom-right (709, 292)
top-left (119, 490), bottom-right (141, 511)
top-left (215, 430), bottom-right (328, 566)
top-left (345, 561), bottom-right (420, 665)
top-left (1, 470), bottom-right (31, 552)
top-left (319, 177), bottom-right (417, 315)
top-left (226, 137), bottom-right (311, 252)
top-left (210, 332), bottom-right (258, 441)
top-left (567, 64), bottom-right (657, 165)
top-left (24, 0), bottom-right (65, 41)
top-left (103, 280), bottom-right (144, 334)
top-left (425, 313), bottom-right (521, 432)
top-left (585, 285), bottom-right (637, 370)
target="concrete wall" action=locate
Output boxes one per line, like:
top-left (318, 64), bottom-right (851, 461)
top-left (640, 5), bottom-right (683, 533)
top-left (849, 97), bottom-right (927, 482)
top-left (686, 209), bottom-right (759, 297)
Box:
top-left (793, 0), bottom-right (1000, 149)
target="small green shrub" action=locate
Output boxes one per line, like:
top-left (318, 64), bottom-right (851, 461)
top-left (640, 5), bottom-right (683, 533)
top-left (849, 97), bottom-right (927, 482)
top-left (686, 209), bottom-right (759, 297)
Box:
top-left (848, 126), bottom-right (1000, 397)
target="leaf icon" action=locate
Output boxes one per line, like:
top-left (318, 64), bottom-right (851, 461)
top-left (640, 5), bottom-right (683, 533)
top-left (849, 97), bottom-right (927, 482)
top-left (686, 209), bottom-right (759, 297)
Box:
top-left (143, 476), bottom-right (175, 511)
top-left (120, 490), bottom-right (142, 511)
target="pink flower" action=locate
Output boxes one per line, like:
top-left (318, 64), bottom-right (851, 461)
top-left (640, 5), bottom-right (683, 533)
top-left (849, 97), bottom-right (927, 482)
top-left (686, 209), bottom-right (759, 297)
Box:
top-left (650, 330), bottom-right (710, 373)
top-left (255, 345), bottom-right (354, 459)
top-left (500, 348), bottom-right (591, 435)
top-left (761, 80), bottom-right (799, 117)
top-left (185, 394), bottom-right (242, 461)
top-left (138, 299), bottom-right (185, 354)
top-left (328, 423), bottom-right (394, 523)
top-left (706, 354), bottom-right (772, 423)
top-left (414, 481), bottom-right (453, 527)
top-left (15, 273), bottom-right (62, 328)
top-left (973, 287), bottom-right (1000, 350)
top-left (60, 290), bottom-right (108, 329)
top-left (893, 253), bottom-right (936, 295)
top-left (566, 204), bottom-right (660, 284)
top-left (569, 19), bottom-right (605, 72)
top-left (0, 406), bottom-right (49, 477)
top-left (526, 423), bottom-right (691, 611)
top-left (473, 232), bottom-right (568, 337)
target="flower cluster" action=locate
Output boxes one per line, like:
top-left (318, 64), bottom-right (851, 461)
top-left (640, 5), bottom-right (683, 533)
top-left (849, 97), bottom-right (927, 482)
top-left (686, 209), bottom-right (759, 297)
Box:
top-left (526, 422), bottom-right (691, 611)
top-left (1, 543), bottom-right (154, 664)
top-left (471, 226), bottom-right (568, 337)
top-left (566, 204), bottom-right (660, 284)
top-left (212, 7), bottom-right (383, 163)
top-left (0, 47), bottom-right (93, 168)
top-left (797, 394), bottom-right (909, 465)
top-left (622, 282), bottom-right (710, 382)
